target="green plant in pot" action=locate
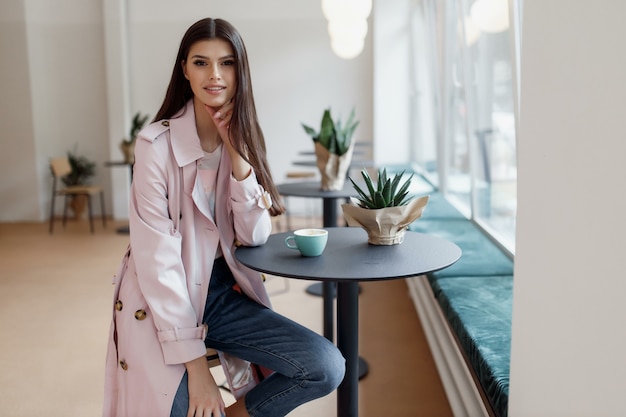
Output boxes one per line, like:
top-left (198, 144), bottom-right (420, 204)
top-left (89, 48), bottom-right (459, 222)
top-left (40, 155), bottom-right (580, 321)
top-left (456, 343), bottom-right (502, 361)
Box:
top-left (120, 112), bottom-right (149, 164)
top-left (63, 149), bottom-right (97, 219)
top-left (63, 150), bottom-right (96, 186)
top-left (302, 107), bottom-right (359, 191)
top-left (342, 168), bottom-right (430, 245)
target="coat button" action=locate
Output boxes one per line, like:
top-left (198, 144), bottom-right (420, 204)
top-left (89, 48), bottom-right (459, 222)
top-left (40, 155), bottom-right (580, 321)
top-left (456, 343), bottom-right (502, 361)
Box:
top-left (119, 360), bottom-right (128, 371)
top-left (161, 120), bottom-right (170, 127)
top-left (134, 309), bottom-right (147, 320)
top-left (115, 300), bottom-right (123, 311)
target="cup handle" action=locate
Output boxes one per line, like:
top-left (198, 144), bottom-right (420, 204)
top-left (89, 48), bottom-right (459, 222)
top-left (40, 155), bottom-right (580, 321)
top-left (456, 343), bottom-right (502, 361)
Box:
top-left (285, 235), bottom-right (298, 249)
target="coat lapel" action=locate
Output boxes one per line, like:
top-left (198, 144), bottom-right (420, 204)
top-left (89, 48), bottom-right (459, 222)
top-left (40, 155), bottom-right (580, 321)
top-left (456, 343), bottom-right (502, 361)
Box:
top-left (169, 100), bottom-right (203, 168)
top-left (215, 148), bottom-right (233, 237)
top-left (169, 100), bottom-right (215, 224)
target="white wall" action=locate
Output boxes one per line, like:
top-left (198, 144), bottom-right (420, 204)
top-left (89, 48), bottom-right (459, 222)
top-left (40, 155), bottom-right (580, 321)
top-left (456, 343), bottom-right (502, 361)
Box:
top-left (0, 0), bottom-right (110, 222)
top-left (1, 0), bottom-right (373, 221)
top-left (509, 1), bottom-right (626, 415)
top-left (0, 0), bottom-right (38, 221)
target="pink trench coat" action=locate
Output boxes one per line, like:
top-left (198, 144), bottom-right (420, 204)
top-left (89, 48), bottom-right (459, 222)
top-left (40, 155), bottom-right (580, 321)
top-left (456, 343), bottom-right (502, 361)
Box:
top-left (103, 101), bottom-right (274, 417)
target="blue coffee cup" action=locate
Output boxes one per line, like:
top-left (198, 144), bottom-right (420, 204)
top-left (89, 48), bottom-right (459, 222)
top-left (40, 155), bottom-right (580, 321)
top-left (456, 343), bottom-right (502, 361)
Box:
top-left (284, 228), bottom-right (328, 257)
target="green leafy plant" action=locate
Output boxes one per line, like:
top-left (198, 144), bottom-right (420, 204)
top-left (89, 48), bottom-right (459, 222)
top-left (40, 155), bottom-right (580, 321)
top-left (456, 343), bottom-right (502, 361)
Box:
top-left (62, 150), bottom-right (96, 186)
top-left (301, 108), bottom-right (359, 156)
top-left (122, 112), bottom-right (150, 145)
top-left (349, 168), bottom-right (415, 209)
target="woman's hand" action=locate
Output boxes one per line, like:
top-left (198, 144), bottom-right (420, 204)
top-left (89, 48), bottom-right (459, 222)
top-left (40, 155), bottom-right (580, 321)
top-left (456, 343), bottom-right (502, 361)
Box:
top-left (204, 102), bottom-right (252, 181)
top-left (185, 356), bottom-right (225, 417)
top-left (205, 101), bottom-right (233, 143)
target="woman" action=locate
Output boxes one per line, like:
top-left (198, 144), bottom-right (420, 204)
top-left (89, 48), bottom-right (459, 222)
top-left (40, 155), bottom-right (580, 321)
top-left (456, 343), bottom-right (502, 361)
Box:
top-left (103, 18), bottom-right (345, 417)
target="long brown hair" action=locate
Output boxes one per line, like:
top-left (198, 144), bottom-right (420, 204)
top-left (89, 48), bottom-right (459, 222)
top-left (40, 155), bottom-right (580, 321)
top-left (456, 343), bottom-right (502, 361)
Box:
top-left (154, 18), bottom-right (285, 216)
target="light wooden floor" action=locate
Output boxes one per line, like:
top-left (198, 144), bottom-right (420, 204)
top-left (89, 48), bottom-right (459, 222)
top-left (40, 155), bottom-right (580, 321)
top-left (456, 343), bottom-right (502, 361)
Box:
top-left (0, 218), bottom-right (452, 417)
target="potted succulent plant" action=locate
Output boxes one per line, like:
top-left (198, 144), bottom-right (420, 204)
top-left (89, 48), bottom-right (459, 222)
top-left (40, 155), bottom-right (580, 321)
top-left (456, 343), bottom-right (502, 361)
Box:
top-left (302, 107), bottom-right (359, 191)
top-left (120, 112), bottom-right (150, 164)
top-left (342, 168), bottom-right (429, 245)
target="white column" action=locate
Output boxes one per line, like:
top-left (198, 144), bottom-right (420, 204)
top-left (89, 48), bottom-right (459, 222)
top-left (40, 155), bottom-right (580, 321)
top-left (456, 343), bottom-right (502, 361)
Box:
top-left (372, 0), bottom-right (412, 167)
top-left (509, 1), bottom-right (626, 415)
top-left (103, 0), bottom-right (131, 220)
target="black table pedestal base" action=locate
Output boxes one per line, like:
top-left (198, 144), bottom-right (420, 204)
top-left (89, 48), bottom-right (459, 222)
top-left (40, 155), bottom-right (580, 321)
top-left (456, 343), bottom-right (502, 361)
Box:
top-left (116, 225), bottom-right (129, 235)
top-left (337, 281), bottom-right (360, 417)
top-left (305, 282), bottom-right (328, 297)
top-left (358, 357), bottom-right (369, 379)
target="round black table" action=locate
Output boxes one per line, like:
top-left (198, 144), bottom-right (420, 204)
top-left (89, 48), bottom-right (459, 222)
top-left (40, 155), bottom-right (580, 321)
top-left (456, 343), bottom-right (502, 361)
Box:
top-left (298, 149), bottom-right (366, 157)
top-left (277, 180), bottom-right (357, 228)
top-left (235, 227), bottom-right (461, 417)
top-left (291, 159), bottom-right (374, 170)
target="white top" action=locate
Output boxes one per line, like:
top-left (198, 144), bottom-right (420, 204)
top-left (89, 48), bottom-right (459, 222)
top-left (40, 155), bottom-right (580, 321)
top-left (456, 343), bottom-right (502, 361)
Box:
top-left (197, 143), bottom-right (223, 258)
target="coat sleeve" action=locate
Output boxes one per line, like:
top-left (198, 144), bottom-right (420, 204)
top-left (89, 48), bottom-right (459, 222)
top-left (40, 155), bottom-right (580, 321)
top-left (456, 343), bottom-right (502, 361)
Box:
top-left (129, 134), bottom-right (207, 365)
top-left (228, 170), bottom-right (273, 246)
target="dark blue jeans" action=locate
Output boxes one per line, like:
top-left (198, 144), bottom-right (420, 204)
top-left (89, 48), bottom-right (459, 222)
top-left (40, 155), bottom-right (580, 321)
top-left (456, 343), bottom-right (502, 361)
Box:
top-left (171, 257), bottom-right (345, 417)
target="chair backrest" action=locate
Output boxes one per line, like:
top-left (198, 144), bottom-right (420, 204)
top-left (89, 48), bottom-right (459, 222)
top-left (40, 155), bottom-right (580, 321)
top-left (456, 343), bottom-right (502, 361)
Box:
top-left (50, 157), bottom-right (72, 178)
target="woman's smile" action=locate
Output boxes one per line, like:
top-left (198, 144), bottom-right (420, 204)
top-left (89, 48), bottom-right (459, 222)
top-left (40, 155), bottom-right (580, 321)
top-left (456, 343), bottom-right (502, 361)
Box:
top-left (204, 85), bottom-right (227, 94)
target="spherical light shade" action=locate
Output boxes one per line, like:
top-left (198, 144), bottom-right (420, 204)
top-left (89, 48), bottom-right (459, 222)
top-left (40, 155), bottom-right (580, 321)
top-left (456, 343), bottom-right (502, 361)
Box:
top-left (331, 37), bottom-right (365, 59)
top-left (322, 0), bottom-right (373, 21)
top-left (328, 19), bottom-right (368, 41)
top-left (469, 0), bottom-right (510, 33)
top-left (460, 16), bottom-right (481, 45)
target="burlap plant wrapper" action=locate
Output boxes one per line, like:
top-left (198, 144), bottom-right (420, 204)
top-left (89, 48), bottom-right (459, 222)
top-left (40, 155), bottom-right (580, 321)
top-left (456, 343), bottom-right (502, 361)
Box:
top-left (341, 195), bottom-right (430, 245)
top-left (314, 141), bottom-right (355, 191)
top-left (119, 141), bottom-right (135, 164)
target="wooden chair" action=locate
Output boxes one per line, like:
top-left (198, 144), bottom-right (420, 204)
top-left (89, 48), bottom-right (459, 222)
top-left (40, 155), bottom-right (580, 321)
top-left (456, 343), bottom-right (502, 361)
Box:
top-left (49, 157), bottom-right (107, 234)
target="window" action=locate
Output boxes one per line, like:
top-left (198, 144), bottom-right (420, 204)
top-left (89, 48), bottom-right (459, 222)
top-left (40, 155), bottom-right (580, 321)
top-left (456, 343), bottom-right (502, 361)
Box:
top-left (411, 0), bottom-right (520, 253)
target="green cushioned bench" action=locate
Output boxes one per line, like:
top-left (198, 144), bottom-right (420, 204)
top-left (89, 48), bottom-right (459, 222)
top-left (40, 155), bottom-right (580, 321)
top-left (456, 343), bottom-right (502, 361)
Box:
top-left (409, 219), bottom-right (514, 278)
top-left (407, 190), bottom-right (514, 417)
top-left (421, 192), bottom-right (468, 220)
top-left (430, 275), bottom-right (513, 417)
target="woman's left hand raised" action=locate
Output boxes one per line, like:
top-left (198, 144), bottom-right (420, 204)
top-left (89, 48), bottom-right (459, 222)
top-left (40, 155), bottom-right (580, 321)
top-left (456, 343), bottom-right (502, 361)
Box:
top-left (204, 102), bottom-right (252, 181)
top-left (204, 102), bottom-right (233, 144)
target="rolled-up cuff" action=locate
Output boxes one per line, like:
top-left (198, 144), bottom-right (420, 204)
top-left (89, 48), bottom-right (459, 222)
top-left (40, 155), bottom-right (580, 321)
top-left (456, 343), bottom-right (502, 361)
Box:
top-left (230, 171), bottom-right (271, 207)
top-left (158, 325), bottom-right (207, 365)
top-left (230, 178), bottom-right (272, 212)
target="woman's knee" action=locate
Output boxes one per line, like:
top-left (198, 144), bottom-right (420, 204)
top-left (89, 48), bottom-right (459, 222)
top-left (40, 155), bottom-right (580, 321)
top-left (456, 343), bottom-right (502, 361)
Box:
top-left (325, 345), bottom-right (346, 391)
top-left (307, 339), bottom-right (345, 393)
